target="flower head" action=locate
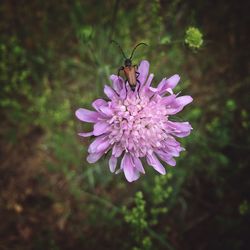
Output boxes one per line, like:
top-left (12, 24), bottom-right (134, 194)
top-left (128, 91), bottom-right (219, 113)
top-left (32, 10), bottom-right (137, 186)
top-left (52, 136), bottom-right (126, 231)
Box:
top-left (76, 60), bottom-right (193, 182)
top-left (185, 27), bottom-right (203, 49)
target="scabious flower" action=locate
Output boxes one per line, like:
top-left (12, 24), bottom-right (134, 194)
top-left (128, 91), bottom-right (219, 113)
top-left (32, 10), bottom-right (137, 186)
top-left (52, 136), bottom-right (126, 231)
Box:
top-left (76, 60), bottom-right (192, 182)
top-left (185, 27), bottom-right (203, 49)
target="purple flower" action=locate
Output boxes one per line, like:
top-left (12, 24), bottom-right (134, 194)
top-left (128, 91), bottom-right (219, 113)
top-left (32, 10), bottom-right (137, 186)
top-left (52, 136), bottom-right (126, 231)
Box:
top-left (76, 60), bottom-right (193, 182)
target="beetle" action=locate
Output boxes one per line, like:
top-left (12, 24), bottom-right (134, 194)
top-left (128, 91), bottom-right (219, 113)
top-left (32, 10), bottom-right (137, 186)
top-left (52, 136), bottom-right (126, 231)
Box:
top-left (111, 40), bottom-right (147, 94)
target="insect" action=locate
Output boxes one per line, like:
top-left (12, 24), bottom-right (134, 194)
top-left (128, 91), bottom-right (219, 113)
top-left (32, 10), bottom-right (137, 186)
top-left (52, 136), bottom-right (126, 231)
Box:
top-left (111, 40), bottom-right (147, 94)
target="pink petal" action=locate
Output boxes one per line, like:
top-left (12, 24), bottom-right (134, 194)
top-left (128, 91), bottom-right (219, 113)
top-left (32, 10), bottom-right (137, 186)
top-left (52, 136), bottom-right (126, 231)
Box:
top-left (162, 157), bottom-right (176, 166)
top-left (160, 95), bottom-right (176, 106)
top-left (156, 77), bottom-right (167, 91)
top-left (156, 78), bottom-right (172, 95)
top-left (155, 150), bottom-right (176, 167)
top-left (167, 121), bottom-right (192, 137)
top-left (112, 143), bottom-right (124, 157)
top-left (166, 96), bottom-right (193, 115)
top-left (75, 108), bottom-right (100, 123)
top-left (131, 169), bottom-right (140, 181)
top-left (149, 86), bottom-right (158, 93)
top-left (119, 85), bottom-right (127, 100)
top-left (166, 88), bottom-right (174, 94)
top-left (146, 153), bottom-right (166, 175)
top-left (145, 73), bottom-right (154, 88)
top-left (95, 140), bottom-right (110, 153)
top-left (104, 85), bottom-right (117, 99)
top-left (88, 135), bottom-right (107, 153)
top-left (156, 75), bottom-right (180, 95)
top-left (165, 74), bottom-right (180, 89)
top-left (138, 60), bottom-right (149, 85)
top-left (175, 96), bottom-right (193, 107)
top-left (164, 145), bottom-right (181, 157)
top-left (93, 121), bottom-right (109, 136)
top-left (163, 136), bottom-right (180, 147)
top-left (109, 155), bottom-right (117, 173)
top-left (132, 156), bottom-right (145, 174)
top-left (87, 152), bottom-right (104, 163)
top-left (110, 75), bottom-right (124, 93)
top-left (92, 99), bottom-right (107, 111)
top-left (99, 106), bottom-right (113, 117)
top-left (166, 157), bottom-right (176, 166)
top-left (121, 153), bottom-right (139, 182)
top-left (78, 132), bottom-right (93, 137)
top-left (165, 106), bottom-right (182, 115)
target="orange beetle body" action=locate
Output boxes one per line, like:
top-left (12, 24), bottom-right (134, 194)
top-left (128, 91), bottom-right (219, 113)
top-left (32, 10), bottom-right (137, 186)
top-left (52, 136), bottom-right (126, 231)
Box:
top-left (123, 64), bottom-right (138, 91)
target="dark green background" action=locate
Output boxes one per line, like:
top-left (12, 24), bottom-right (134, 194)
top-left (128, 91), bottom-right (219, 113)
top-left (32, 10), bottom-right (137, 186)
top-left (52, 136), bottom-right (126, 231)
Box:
top-left (0, 0), bottom-right (249, 249)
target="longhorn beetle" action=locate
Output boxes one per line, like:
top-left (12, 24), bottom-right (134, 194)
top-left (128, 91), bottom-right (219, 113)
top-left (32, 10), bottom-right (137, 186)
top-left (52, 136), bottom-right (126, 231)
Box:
top-left (111, 40), bottom-right (147, 95)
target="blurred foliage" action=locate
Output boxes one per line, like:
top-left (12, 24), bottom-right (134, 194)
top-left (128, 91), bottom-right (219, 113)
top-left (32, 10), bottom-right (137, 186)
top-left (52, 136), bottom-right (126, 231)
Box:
top-left (123, 191), bottom-right (149, 249)
top-left (0, 38), bottom-right (32, 126)
top-left (0, 0), bottom-right (249, 250)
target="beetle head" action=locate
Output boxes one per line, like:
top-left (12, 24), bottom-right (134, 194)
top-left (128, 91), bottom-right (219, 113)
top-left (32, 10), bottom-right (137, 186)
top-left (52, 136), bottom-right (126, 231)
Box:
top-left (124, 58), bottom-right (132, 67)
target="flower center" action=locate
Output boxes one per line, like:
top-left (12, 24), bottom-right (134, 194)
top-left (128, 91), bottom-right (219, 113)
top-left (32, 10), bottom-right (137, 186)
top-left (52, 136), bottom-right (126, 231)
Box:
top-left (108, 94), bottom-right (168, 157)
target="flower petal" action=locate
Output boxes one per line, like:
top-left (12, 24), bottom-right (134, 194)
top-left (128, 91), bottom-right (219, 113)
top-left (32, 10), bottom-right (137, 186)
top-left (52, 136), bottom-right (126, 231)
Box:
top-left (146, 153), bottom-right (166, 175)
top-left (165, 74), bottom-right (180, 89)
top-left (96, 140), bottom-right (110, 153)
top-left (165, 157), bottom-right (176, 166)
top-left (121, 153), bottom-right (140, 182)
top-left (164, 143), bottom-right (181, 156)
top-left (87, 152), bottom-right (104, 163)
top-left (131, 169), bottom-right (140, 181)
top-left (156, 77), bottom-right (167, 91)
top-left (156, 75), bottom-right (179, 95)
top-left (104, 85), bottom-right (117, 99)
top-left (112, 143), bottom-right (124, 157)
top-left (109, 155), bottom-right (117, 173)
top-left (167, 121), bottom-right (192, 137)
top-left (78, 132), bottom-right (93, 137)
top-left (92, 99), bottom-right (107, 111)
top-left (175, 96), bottom-right (193, 107)
top-left (99, 106), bottom-right (114, 117)
top-left (166, 95), bottom-right (193, 114)
top-left (138, 60), bottom-right (149, 85)
top-left (132, 156), bottom-right (145, 174)
top-left (88, 135), bottom-right (107, 153)
top-left (110, 75), bottom-right (124, 93)
top-left (160, 95), bottom-right (176, 106)
top-left (75, 108), bottom-right (100, 123)
top-left (155, 150), bottom-right (176, 167)
top-left (93, 121), bottom-right (110, 136)
top-left (163, 136), bottom-right (180, 147)
top-left (121, 154), bottom-right (133, 182)
top-left (119, 84), bottom-right (127, 100)
top-left (149, 86), bottom-right (158, 93)
top-left (145, 73), bottom-right (154, 88)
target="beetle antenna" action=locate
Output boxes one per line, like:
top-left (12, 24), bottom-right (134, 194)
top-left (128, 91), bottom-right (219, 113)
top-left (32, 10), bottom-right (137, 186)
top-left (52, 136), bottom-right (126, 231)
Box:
top-left (111, 40), bottom-right (127, 59)
top-left (129, 42), bottom-right (148, 60)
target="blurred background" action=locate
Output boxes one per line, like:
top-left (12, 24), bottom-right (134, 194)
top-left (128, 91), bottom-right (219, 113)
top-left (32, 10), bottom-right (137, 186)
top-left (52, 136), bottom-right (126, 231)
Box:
top-left (0, 0), bottom-right (249, 249)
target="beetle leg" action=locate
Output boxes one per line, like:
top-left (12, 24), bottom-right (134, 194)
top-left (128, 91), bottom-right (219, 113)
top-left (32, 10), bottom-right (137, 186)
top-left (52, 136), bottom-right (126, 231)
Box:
top-left (135, 68), bottom-right (140, 81)
top-left (118, 66), bottom-right (124, 78)
top-left (136, 79), bottom-right (141, 99)
top-left (112, 87), bottom-right (120, 97)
